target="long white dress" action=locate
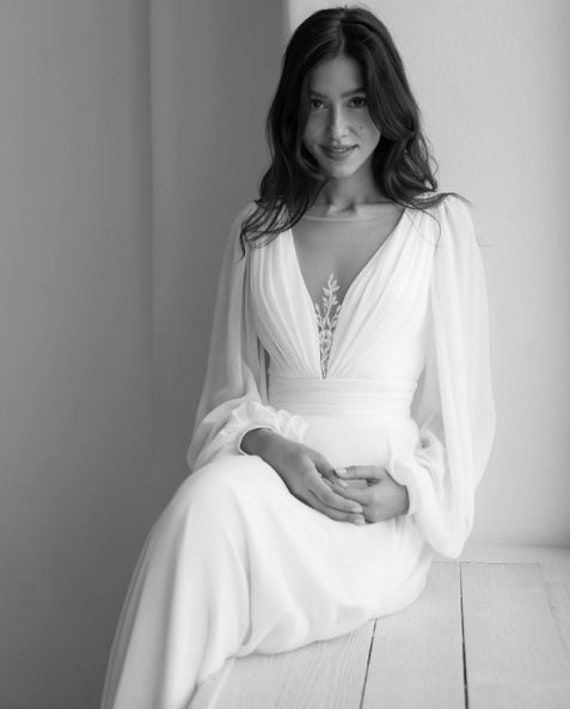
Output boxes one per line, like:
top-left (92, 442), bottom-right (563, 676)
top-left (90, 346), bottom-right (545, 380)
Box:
top-left (100, 195), bottom-right (496, 709)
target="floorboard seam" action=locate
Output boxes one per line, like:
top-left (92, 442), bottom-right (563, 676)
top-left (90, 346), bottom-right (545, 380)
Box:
top-left (358, 618), bottom-right (377, 709)
top-left (538, 562), bottom-right (570, 662)
top-left (459, 563), bottom-right (469, 709)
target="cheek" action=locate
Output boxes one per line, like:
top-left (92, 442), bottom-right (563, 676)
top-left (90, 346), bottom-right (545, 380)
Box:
top-left (364, 124), bottom-right (381, 146)
top-left (302, 124), bottom-right (321, 150)
top-left (303, 118), bottom-right (319, 139)
top-left (360, 115), bottom-right (381, 138)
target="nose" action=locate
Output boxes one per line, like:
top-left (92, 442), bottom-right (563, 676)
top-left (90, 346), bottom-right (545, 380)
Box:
top-left (328, 105), bottom-right (349, 141)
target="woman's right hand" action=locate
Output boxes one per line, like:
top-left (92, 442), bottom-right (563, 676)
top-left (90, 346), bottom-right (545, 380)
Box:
top-left (241, 428), bottom-right (366, 525)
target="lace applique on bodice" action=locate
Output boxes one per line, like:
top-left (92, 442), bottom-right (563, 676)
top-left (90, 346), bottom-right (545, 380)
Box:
top-left (313, 273), bottom-right (342, 378)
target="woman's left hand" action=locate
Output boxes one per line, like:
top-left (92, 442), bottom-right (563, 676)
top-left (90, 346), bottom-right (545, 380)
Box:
top-left (326, 466), bottom-right (410, 522)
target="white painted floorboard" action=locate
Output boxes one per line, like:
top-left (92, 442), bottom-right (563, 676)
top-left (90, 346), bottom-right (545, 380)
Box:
top-left (462, 562), bottom-right (570, 708)
top-left (191, 622), bottom-right (374, 709)
top-left (190, 546), bottom-right (570, 709)
top-left (362, 562), bottom-right (464, 708)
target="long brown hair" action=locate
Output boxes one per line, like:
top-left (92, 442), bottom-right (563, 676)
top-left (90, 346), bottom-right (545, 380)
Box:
top-left (239, 5), bottom-right (464, 254)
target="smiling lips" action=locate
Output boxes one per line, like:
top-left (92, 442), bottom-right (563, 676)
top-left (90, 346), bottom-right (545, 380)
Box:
top-left (322, 145), bottom-right (356, 159)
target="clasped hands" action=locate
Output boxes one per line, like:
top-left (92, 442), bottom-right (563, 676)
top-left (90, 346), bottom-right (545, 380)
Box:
top-left (324, 464), bottom-right (410, 524)
top-left (241, 430), bottom-right (410, 525)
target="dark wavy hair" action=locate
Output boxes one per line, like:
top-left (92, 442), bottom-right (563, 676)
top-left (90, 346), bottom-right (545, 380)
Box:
top-left (239, 4), bottom-right (465, 254)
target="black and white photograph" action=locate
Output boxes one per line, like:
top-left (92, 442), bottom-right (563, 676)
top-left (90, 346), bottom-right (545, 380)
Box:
top-left (0, 2), bottom-right (569, 708)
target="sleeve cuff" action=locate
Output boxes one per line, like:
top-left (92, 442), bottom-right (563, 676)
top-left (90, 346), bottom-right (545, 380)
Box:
top-left (220, 400), bottom-right (309, 456)
top-left (388, 454), bottom-right (423, 517)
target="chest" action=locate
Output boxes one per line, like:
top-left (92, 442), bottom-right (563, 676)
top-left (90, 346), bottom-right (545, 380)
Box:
top-left (290, 208), bottom-right (405, 304)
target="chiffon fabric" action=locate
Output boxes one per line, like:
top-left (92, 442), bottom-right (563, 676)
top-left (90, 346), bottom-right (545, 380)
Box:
top-left (101, 196), bottom-right (496, 709)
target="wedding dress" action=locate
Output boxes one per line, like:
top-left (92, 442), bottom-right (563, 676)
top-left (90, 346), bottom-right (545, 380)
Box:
top-left (100, 195), bottom-right (496, 709)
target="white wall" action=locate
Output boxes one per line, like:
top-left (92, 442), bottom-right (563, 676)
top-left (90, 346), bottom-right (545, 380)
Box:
top-left (0, 2), bottom-right (153, 707)
top-left (287, 0), bottom-right (570, 547)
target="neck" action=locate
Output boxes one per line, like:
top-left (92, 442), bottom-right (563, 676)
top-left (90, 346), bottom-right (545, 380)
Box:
top-left (313, 167), bottom-right (385, 212)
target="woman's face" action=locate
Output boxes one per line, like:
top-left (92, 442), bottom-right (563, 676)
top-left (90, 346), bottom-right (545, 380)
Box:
top-left (302, 54), bottom-right (381, 180)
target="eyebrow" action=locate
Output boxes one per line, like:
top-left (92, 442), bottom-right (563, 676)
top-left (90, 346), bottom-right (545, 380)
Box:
top-left (309, 87), bottom-right (366, 98)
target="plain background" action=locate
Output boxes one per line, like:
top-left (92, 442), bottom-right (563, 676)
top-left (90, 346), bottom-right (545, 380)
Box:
top-left (0, 1), bottom-right (567, 707)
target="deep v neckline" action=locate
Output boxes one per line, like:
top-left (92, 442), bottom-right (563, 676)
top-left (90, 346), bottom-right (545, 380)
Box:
top-left (288, 205), bottom-right (411, 314)
top-left (286, 206), bottom-right (412, 378)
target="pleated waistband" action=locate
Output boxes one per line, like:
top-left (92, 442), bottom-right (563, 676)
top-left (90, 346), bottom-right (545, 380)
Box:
top-left (268, 375), bottom-right (417, 419)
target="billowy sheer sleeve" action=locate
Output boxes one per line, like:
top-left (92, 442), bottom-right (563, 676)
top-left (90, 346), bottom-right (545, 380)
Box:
top-left (387, 196), bottom-right (496, 559)
top-left (186, 202), bottom-right (309, 472)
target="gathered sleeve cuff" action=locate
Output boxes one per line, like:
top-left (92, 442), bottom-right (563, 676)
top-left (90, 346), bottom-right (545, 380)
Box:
top-left (186, 203), bottom-right (309, 472)
top-left (229, 402), bottom-right (309, 455)
top-left (388, 430), bottom-right (447, 519)
top-left (387, 196), bottom-right (496, 558)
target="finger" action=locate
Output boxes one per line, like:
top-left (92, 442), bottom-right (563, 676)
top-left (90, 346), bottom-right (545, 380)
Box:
top-left (336, 465), bottom-right (384, 480)
top-left (339, 478), bottom-right (370, 489)
top-left (322, 476), bottom-right (349, 491)
top-left (311, 476), bottom-right (364, 514)
top-left (320, 470), bottom-right (348, 488)
top-left (306, 491), bottom-right (366, 525)
top-left (325, 484), bottom-right (371, 506)
top-left (314, 458), bottom-right (348, 488)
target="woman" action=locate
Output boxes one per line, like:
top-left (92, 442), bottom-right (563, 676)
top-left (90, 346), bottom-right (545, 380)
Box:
top-left (101, 7), bottom-right (496, 708)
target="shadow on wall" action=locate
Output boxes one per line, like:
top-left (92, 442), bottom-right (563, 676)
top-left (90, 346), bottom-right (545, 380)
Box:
top-left (152, 0), bottom-right (286, 501)
top-left (0, 2), bottom-right (286, 709)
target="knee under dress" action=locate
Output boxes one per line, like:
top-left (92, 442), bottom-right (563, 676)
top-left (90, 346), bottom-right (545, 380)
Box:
top-left (100, 195), bottom-right (496, 709)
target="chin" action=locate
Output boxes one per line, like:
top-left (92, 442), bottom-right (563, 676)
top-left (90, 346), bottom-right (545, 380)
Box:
top-left (322, 164), bottom-right (363, 179)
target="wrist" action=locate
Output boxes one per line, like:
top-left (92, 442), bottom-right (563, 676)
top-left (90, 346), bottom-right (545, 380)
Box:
top-left (240, 427), bottom-right (280, 457)
top-left (401, 487), bottom-right (410, 515)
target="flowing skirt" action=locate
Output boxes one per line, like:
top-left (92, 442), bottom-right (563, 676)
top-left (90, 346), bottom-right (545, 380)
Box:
top-left (100, 394), bottom-right (434, 709)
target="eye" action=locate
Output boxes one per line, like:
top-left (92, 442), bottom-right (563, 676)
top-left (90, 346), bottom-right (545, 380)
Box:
top-left (309, 99), bottom-right (325, 111)
top-left (350, 96), bottom-right (368, 109)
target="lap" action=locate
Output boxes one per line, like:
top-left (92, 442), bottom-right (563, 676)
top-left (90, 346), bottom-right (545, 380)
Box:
top-left (155, 452), bottom-right (422, 567)
top-left (159, 453), bottom-right (293, 525)
top-left (185, 452), bottom-right (288, 502)
top-left (145, 452), bottom-right (428, 620)
top-left (164, 452), bottom-right (395, 544)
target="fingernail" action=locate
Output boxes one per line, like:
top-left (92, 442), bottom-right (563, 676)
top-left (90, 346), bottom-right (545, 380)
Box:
top-left (353, 517), bottom-right (365, 525)
top-left (337, 479), bottom-right (348, 488)
top-left (352, 506), bottom-right (363, 513)
top-left (336, 467), bottom-right (347, 476)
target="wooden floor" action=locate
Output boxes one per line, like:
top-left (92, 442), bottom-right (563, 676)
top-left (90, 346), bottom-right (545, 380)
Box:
top-left (191, 545), bottom-right (570, 709)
